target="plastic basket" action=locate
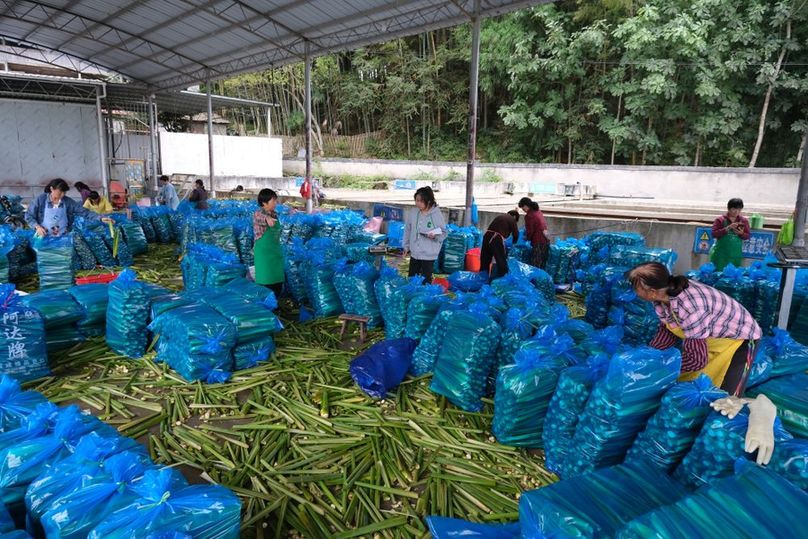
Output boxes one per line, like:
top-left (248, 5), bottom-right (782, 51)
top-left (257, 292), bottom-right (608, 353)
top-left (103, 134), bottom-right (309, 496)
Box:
top-left (75, 272), bottom-right (120, 285)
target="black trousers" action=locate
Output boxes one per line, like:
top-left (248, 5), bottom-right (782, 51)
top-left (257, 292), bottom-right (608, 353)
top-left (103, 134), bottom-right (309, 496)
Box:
top-left (408, 258), bottom-right (434, 283)
top-left (722, 339), bottom-right (758, 397)
top-left (480, 231), bottom-right (508, 281)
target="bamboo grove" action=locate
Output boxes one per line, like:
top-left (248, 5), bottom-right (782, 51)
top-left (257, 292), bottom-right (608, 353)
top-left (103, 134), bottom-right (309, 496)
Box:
top-left (200, 0), bottom-right (807, 168)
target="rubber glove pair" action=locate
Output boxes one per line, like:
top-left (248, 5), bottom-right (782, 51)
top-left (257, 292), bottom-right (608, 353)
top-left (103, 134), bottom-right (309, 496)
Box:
top-left (710, 394), bottom-right (777, 465)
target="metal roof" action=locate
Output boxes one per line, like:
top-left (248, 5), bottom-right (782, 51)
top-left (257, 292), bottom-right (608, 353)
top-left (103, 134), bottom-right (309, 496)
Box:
top-left (0, 1), bottom-right (553, 91)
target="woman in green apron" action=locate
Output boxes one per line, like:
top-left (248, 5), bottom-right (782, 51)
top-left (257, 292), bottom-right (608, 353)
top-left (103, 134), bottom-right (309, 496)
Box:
top-left (710, 198), bottom-right (750, 271)
top-left (253, 189), bottom-right (284, 297)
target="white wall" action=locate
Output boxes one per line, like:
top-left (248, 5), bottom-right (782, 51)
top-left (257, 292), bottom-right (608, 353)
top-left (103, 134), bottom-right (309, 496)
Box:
top-left (0, 99), bottom-right (102, 198)
top-left (160, 132), bottom-right (282, 178)
top-left (283, 158), bottom-right (800, 207)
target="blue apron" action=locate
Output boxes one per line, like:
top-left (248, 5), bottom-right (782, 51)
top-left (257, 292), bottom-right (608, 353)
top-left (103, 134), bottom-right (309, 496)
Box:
top-left (43, 199), bottom-right (68, 236)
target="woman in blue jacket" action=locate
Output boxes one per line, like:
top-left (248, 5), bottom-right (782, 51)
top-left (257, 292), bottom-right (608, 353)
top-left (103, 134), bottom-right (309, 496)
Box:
top-left (25, 178), bottom-right (111, 237)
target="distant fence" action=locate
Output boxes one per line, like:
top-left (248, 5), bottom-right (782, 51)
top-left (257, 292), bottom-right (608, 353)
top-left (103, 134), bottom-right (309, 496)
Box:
top-left (281, 131), bottom-right (381, 158)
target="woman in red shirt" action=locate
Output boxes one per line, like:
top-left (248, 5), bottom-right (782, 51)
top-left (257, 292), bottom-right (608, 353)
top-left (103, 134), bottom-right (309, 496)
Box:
top-left (519, 197), bottom-right (550, 268)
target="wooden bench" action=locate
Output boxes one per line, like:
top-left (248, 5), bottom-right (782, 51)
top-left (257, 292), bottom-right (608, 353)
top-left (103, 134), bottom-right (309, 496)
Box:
top-left (338, 314), bottom-right (370, 344)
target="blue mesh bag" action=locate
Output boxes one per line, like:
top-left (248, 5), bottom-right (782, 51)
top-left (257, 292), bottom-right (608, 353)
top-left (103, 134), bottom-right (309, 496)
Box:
top-left (519, 461), bottom-right (689, 539)
top-left (222, 277), bottom-right (275, 303)
top-left (374, 267), bottom-right (415, 338)
top-left (68, 284), bottom-right (109, 336)
top-left (430, 311), bottom-right (501, 411)
top-left (0, 286), bottom-right (49, 382)
top-left (542, 355), bottom-right (609, 475)
top-left (757, 328), bottom-right (808, 377)
top-left (625, 375), bottom-right (726, 473)
top-left (607, 280), bottom-right (658, 345)
top-left (492, 335), bottom-right (574, 448)
top-left (609, 245), bottom-right (677, 272)
top-left (305, 261), bottom-right (344, 319)
top-left (45, 326), bottom-right (85, 353)
top-left (119, 223), bottom-right (148, 256)
top-left (425, 517), bottom-right (520, 539)
top-left (232, 337), bottom-right (275, 371)
top-left (106, 269), bottom-right (150, 358)
top-left (204, 261), bottom-right (247, 288)
top-left (333, 260), bottom-right (382, 328)
top-left (344, 242), bottom-right (373, 263)
top-left (441, 225), bottom-right (480, 273)
top-left (674, 410), bottom-right (792, 490)
top-left (40, 458), bottom-right (180, 539)
top-left (564, 347), bottom-right (681, 477)
top-left (87, 468), bottom-right (241, 539)
top-left (149, 294), bottom-right (192, 321)
top-left (70, 233), bottom-right (96, 271)
top-left (405, 286), bottom-right (447, 340)
top-left (20, 290), bottom-right (83, 329)
top-left (32, 236), bottom-right (74, 291)
top-left (283, 238), bottom-right (309, 304)
top-left (447, 271), bottom-right (487, 293)
top-left (410, 309), bottom-right (453, 376)
top-left (201, 295), bottom-right (282, 344)
top-left (618, 461), bottom-right (808, 538)
top-left (713, 264), bottom-right (756, 312)
top-left (0, 375), bottom-right (48, 432)
top-left (768, 438), bottom-right (808, 490)
top-left (148, 304), bottom-right (237, 383)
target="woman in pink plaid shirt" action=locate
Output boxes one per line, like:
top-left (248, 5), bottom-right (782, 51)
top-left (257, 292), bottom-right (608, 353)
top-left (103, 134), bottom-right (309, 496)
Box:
top-left (627, 262), bottom-right (761, 396)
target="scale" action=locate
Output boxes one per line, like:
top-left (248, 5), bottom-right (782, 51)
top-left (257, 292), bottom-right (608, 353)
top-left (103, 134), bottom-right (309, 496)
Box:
top-left (769, 245), bottom-right (808, 329)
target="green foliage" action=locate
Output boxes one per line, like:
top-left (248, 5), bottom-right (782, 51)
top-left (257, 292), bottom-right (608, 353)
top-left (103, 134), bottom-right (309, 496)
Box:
top-left (219, 0), bottom-right (807, 167)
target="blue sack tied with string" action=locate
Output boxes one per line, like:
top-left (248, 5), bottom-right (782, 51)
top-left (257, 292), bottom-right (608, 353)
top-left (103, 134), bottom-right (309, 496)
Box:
top-left (333, 260), bottom-right (382, 328)
top-left (758, 328), bottom-right (808, 377)
top-left (232, 337), bottom-right (276, 371)
top-left (425, 517), bottom-right (520, 539)
top-left (410, 310), bottom-right (453, 376)
top-left (0, 286), bottom-right (49, 382)
top-left (0, 375), bottom-right (47, 433)
top-left (405, 286), bottom-right (447, 340)
top-left (106, 269), bottom-right (150, 358)
top-left (32, 236), bottom-right (74, 291)
top-left (625, 375), bottom-right (726, 473)
top-left (563, 347), bottom-right (681, 477)
top-left (87, 468), bottom-right (240, 539)
top-left (350, 338), bottom-right (417, 399)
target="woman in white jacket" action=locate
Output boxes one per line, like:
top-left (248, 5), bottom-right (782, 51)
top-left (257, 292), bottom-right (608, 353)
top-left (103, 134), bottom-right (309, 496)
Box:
top-left (403, 187), bottom-right (447, 283)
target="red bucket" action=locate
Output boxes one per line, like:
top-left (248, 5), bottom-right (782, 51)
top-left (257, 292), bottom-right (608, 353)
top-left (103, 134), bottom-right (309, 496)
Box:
top-left (465, 248), bottom-right (481, 272)
top-left (433, 277), bottom-right (450, 292)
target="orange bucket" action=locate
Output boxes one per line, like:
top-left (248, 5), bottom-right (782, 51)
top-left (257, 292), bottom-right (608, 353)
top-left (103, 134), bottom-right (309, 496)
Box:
top-left (465, 248), bottom-right (481, 272)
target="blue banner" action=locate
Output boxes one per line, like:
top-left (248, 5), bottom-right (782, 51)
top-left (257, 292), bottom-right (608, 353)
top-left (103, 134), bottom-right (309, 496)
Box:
top-left (394, 179), bottom-right (418, 190)
top-left (692, 226), bottom-right (775, 259)
top-left (373, 203), bottom-right (404, 222)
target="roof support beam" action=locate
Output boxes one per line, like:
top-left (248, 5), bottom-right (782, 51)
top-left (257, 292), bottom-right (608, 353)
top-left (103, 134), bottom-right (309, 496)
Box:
top-left (464, 0), bottom-right (481, 227)
top-left (207, 79), bottom-right (215, 193)
top-left (304, 42), bottom-right (312, 214)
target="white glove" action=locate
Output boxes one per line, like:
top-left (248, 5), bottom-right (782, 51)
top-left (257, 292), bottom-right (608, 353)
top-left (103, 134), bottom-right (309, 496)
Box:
top-left (710, 396), bottom-right (751, 419)
top-left (745, 394), bottom-right (777, 466)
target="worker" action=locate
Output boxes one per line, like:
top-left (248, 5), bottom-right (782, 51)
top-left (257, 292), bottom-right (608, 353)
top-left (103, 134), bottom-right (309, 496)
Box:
top-left (253, 188), bottom-right (284, 298)
top-left (25, 178), bottom-right (111, 237)
top-left (73, 181), bottom-right (92, 203)
top-left (519, 197), bottom-right (550, 268)
top-left (83, 191), bottom-right (113, 214)
top-left (403, 186), bottom-right (446, 283)
top-left (189, 179), bottom-right (209, 210)
top-left (710, 198), bottom-right (750, 271)
top-left (627, 262), bottom-right (761, 396)
top-left (480, 210), bottom-right (520, 281)
top-left (156, 175), bottom-right (180, 210)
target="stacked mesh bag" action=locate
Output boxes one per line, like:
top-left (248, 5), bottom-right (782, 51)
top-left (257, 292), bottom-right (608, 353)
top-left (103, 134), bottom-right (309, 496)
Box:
top-left (441, 225), bottom-right (481, 273)
top-left (7, 229), bottom-right (37, 282)
top-left (32, 236), bottom-right (74, 291)
top-left (617, 463), bottom-right (808, 538)
top-left (0, 285), bottom-right (49, 382)
top-left (283, 237), bottom-right (310, 304)
top-left (562, 346), bottom-right (681, 477)
top-left (545, 238), bottom-right (588, 285)
top-left (608, 245), bottom-right (677, 272)
top-left (71, 232), bottom-right (97, 271)
top-left (673, 409), bottom-right (792, 489)
top-left (0, 227), bottom-right (15, 283)
top-left (430, 309), bottom-right (501, 411)
top-left (106, 269), bottom-right (151, 358)
top-left (492, 334), bottom-right (581, 448)
top-left (624, 375), bottom-right (726, 472)
top-left (73, 219), bottom-right (116, 268)
top-left (0, 374), bottom-right (241, 538)
top-left (767, 438), bottom-right (808, 490)
top-left (20, 290), bottom-right (84, 353)
top-left (749, 263), bottom-right (779, 334)
top-left (119, 221), bottom-right (148, 256)
top-left (181, 244), bottom-right (245, 290)
top-left (748, 372), bottom-right (808, 439)
top-left (201, 291), bottom-right (282, 371)
top-left (67, 284), bottom-right (109, 338)
top-left (333, 260), bottom-right (382, 328)
top-left (148, 303), bottom-right (237, 383)
top-left (233, 217), bottom-right (254, 266)
top-left (405, 285), bottom-right (448, 340)
top-left (685, 262), bottom-right (720, 287)
top-left (607, 279), bottom-right (659, 345)
top-left (374, 266), bottom-right (416, 339)
top-left (584, 267), bottom-right (628, 329)
top-left (519, 461), bottom-right (690, 538)
top-left (304, 245), bottom-right (344, 319)
top-left (585, 231), bottom-right (644, 265)
top-left (713, 264), bottom-right (756, 316)
top-left (748, 328), bottom-right (808, 389)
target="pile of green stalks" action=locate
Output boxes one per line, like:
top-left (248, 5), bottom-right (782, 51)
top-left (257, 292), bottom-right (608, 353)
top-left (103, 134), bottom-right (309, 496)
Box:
top-left (28, 315), bottom-right (557, 538)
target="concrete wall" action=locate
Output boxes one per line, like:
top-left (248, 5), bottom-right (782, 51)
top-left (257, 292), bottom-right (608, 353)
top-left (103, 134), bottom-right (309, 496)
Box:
top-left (161, 132), bottom-right (282, 178)
top-left (283, 158), bottom-right (799, 207)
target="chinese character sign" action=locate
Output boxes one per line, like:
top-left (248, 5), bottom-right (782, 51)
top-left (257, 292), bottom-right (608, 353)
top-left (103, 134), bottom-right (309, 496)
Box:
top-left (692, 227), bottom-right (775, 259)
top-left (0, 291), bottom-right (49, 382)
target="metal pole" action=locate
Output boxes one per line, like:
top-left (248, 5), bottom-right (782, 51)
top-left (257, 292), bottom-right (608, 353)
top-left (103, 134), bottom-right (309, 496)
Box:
top-left (464, 0), bottom-right (481, 227)
top-left (95, 84), bottom-right (109, 197)
top-left (267, 107), bottom-right (272, 137)
top-left (207, 79), bottom-right (214, 192)
top-left (793, 144), bottom-right (808, 247)
top-left (147, 93), bottom-right (158, 198)
top-left (304, 42), bottom-right (313, 213)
